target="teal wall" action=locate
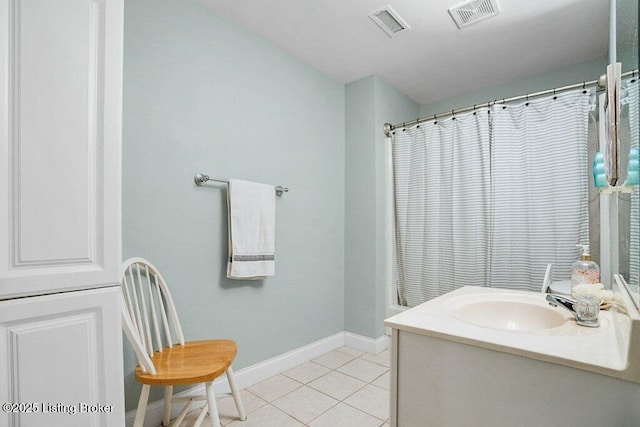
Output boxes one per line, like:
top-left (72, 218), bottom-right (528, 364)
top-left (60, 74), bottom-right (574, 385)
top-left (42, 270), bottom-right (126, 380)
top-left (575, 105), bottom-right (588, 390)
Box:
top-left (617, 0), bottom-right (638, 72)
top-left (344, 76), bottom-right (418, 338)
top-left (419, 57), bottom-right (608, 117)
top-left (123, 0), bottom-right (345, 410)
top-left (373, 78), bottom-right (420, 333)
top-left (344, 77), bottom-right (376, 337)
top-left (122, 0), bottom-right (611, 413)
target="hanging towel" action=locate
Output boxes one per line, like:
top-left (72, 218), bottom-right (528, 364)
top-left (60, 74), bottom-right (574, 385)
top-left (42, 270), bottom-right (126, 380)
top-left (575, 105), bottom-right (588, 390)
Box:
top-left (227, 179), bottom-right (276, 280)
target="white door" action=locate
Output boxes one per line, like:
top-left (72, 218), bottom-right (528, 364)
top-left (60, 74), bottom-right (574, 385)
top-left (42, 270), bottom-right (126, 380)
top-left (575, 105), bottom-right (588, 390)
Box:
top-left (0, 0), bottom-right (123, 299)
top-left (0, 0), bottom-right (125, 425)
top-left (0, 287), bottom-right (124, 427)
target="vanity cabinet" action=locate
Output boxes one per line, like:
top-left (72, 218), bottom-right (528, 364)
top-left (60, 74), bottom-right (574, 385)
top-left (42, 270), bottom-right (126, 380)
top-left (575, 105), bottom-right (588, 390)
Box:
top-left (386, 285), bottom-right (640, 427)
top-left (0, 0), bottom-right (124, 425)
top-left (390, 329), bottom-right (640, 427)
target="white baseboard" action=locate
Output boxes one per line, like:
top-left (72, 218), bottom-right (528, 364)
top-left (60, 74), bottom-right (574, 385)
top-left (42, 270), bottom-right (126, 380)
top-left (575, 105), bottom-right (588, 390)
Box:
top-left (125, 331), bottom-right (388, 427)
top-left (344, 331), bottom-right (390, 354)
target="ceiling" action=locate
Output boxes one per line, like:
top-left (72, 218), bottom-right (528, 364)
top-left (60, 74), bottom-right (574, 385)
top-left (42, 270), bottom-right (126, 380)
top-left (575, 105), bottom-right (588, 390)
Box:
top-left (196, 0), bottom-right (609, 105)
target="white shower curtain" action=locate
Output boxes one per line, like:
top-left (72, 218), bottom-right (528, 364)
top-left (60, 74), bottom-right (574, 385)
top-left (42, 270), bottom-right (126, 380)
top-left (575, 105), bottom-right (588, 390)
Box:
top-left (393, 110), bottom-right (490, 306)
top-left (393, 89), bottom-right (591, 306)
top-left (489, 90), bottom-right (591, 291)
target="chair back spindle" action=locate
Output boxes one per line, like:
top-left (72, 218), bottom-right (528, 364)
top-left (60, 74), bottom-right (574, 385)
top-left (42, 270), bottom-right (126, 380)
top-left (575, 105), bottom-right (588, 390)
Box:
top-left (121, 258), bottom-right (185, 368)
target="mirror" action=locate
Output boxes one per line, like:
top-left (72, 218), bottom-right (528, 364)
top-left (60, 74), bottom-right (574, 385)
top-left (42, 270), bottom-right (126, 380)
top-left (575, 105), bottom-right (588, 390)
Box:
top-left (617, 0), bottom-right (639, 306)
top-left (390, 2), bottom-right (637, 304)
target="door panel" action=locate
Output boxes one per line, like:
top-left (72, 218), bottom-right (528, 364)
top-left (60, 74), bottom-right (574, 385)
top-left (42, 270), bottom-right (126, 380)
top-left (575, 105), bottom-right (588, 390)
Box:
top-left (0, 287), bottom-right (124, 427)
top-left (0, 0), bottom-right (122, 299)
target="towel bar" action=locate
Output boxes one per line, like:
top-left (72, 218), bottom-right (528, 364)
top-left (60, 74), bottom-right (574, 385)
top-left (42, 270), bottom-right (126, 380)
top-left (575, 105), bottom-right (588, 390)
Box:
top-left (194, 173), bottom-right (289, 197)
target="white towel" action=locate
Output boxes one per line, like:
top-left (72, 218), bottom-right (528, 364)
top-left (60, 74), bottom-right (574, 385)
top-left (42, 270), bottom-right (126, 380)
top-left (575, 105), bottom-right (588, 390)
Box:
top-left (227, 179), bottom-right (276, 280)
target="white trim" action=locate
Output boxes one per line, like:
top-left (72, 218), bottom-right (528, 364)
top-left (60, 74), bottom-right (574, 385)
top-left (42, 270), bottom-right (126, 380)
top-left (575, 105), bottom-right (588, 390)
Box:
top-left (125, 331), bottom-right (388, 426)
top-left (385, 134), bottom-right (404, 319)
top-left (599, 92), bottom-right (612, 288)
top-left (384, 135), bottom-right (408, 318)
top-left (214, 332), bottom-right (344, 394)
top-left (609, 195), bottom-right (619, 288)
top-left (344, 331), bottom-right (390, 354)
top-left (385, 135), bottom-right (395, 315)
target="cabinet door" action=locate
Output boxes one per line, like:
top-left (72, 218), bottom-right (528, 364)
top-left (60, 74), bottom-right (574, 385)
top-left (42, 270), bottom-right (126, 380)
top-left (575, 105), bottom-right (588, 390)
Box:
top-left (0, 286), bottom-right (124, 427)
top-left (0, 0), bottom-right (123, 299)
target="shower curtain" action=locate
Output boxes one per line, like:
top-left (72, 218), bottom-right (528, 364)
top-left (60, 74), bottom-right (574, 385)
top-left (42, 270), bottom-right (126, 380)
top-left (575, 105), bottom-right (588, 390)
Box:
top-left (489, 90), bottom-right (590, 291)
top-left (393, 110), bottom-right (490, 305)
top-left (393, 89), bottom-right (591, 307)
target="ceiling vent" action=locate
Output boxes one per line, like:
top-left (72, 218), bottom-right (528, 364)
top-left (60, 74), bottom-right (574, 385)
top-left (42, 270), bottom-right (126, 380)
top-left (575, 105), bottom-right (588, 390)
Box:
top-left (448, 0), bottom-right (500, 29)
top-left (369, 6), bottom-right (410, 37)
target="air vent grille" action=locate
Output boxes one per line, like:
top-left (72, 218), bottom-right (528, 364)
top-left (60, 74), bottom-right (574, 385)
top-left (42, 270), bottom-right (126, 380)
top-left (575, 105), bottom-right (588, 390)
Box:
top-left (449, 0), bottom-right (500, 29)
top-left (369, 6), bottom-right (410, 37)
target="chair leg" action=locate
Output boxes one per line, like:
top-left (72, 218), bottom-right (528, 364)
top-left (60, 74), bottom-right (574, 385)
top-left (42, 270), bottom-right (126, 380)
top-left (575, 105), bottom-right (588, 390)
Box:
top-left (205, 381), bottom-right (221, 427)
top-left (163, 385), bottom-right (173, 426)
top-left (192, 403), bottom-right (208, 427)
top-left (226, 367), bottom-right (247, 421)
top-left (133, 384), bottom-right (150, 427)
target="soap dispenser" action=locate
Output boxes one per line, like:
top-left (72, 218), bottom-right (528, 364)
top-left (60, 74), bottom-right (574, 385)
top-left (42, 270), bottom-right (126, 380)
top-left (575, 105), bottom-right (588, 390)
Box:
top-left (570, 244), bottom-right (600, 295)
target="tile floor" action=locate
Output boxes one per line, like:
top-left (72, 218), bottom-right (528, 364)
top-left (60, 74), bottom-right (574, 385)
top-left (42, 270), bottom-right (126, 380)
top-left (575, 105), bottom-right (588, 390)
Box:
top-left (182, 346), bottom-right (391, 427)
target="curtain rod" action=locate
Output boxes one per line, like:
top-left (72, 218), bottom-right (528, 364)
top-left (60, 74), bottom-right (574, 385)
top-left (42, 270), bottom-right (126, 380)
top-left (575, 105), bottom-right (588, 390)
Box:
top-left (383, 69), bottom-right (638, 137)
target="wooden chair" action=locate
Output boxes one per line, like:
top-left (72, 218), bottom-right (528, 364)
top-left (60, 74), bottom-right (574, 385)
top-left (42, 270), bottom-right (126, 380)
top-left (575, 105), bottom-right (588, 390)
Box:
top-left (120, 257), bottom-right (246, 427)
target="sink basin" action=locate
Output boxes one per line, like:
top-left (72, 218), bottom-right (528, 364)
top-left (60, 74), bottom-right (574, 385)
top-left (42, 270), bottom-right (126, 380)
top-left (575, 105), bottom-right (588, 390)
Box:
top-left (445, 293), bottom-right (569, 331)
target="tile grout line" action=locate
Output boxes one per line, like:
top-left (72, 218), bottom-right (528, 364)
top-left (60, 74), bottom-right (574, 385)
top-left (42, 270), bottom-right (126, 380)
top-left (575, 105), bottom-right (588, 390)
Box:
top-left (220, 388), bottom-right (269, 426)
top-left (211, 347), bottom-right (391, 426)
top-left (292, 352), bottom-right (391, 425)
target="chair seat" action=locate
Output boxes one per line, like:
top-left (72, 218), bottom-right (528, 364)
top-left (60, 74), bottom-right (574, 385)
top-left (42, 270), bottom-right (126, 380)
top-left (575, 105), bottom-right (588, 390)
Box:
top-left (135, 339), bottom-right (237, 386)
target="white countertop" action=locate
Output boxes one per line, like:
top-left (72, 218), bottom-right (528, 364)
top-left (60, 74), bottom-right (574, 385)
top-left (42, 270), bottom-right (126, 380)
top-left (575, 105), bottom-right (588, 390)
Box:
top-left (385, 283), bottom-right (640, 383)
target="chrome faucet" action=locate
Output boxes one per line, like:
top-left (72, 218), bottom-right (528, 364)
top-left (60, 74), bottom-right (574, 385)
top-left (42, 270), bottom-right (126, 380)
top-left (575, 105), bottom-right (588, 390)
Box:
top-left (545, 294), bottom-right (576, 314)
top-left (546, 294), bottom-right (599, 327)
